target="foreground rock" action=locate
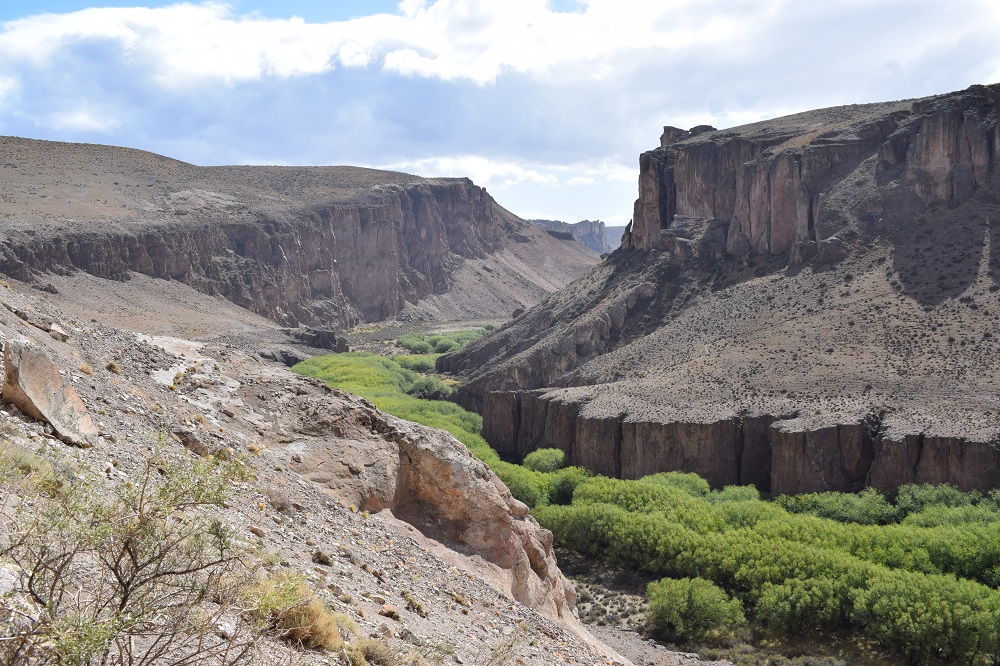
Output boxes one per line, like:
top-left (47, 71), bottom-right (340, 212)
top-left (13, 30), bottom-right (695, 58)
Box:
top-left (2, 337), bottom-right (98, 447)
top-left (280, 390), bottom-right (577, 621)
top-left (444, 83), bottom-right (1000, 493)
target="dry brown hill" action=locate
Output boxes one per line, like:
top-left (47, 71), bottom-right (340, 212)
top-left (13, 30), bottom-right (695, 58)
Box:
top-left (0, 136), bottom-right (597, 329)
top-left (442, 83), bottom-right (1000, 495)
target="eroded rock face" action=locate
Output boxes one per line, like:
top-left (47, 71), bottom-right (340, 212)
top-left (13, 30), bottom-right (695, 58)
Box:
top-left (446, 84), bottom-right (1000, 494)
top-left (2, 338), bottom-right (98, 447)
top-left (531, 219), bottom-right (612, 254)
top-left (280, 388), bottom-right (576, 622)
top-left (485, 389), bottom-right (1000, 494)
top-left (0, 142), bottom-right (595, 328)
top-left (628, 85), bottom-right (999, 257)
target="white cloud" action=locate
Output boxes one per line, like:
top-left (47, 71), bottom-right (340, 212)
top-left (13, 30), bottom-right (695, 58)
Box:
top-left (379, 155), bottom-right (559, 189)
top-left (567, 176), bottom-right (595, 186)
top-left (0, 75), bottom-right (18, 105)
top-left (46, 107), bottom-right (119, 132)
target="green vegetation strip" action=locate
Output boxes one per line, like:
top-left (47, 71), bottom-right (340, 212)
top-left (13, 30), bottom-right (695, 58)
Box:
top-left (535, 474), bottom-right (1000, 664)
top-left (294, 334), bottom-right (1000, 665)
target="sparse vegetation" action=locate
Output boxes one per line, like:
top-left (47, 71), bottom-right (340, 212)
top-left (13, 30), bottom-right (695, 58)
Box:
top-left (246, 573), bottom-right (355, 650)
top-left (0, 448), bottom-right (259, 665)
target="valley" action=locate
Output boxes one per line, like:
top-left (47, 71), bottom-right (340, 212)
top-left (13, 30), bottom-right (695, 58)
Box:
top-left (1, 81), bottom-right (999, 666)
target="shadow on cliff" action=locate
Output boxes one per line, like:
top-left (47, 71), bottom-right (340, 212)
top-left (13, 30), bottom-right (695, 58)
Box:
top-left (884, 193), bottom-right (997, 308)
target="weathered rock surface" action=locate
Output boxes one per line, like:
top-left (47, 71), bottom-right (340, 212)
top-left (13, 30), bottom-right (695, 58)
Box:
top-left (2, 338), bottom-right (98, 447)
top-left (277, 387), bottom-right (577, 621)
top-left (445, 83), bottom-right (1000, 493)
top-left (531, 219), bottom-right (613, 254)
top-left (0, 138), bottom-right (596, 328)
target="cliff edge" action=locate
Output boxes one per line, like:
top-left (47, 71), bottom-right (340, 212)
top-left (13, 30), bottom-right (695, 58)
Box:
top-left (443, 83), bottom-right (1000, 494)
top-left (0, 137), bottom-right (597, 328)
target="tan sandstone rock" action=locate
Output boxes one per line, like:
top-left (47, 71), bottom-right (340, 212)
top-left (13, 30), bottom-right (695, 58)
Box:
top-left (2, 338), bottom-right (98, 447)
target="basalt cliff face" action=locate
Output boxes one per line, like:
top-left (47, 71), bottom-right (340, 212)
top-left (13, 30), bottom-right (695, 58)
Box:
top-left (531, 219), bottom-right (612, 254)
top-left (0, 137), bottom-right (596, 328)
top-left (443, 83), bottom-right (1000, 494)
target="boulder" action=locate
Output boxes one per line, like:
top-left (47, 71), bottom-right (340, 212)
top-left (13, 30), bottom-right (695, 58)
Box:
top-left (2, 338), bottom-right (98, 447)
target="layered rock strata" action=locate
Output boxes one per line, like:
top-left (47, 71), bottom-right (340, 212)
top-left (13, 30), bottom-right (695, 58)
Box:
top-left (0, 138), bottom-right (596, 328)
top-left (445, 83), bottom-right (1000, 493)
top-left (531, 219), bottom-right (612, 254)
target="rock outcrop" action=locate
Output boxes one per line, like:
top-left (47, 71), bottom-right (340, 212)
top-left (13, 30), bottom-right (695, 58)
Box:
top-left (0, 138), bottom-right (597, 328)
top-left (274, 385), bottom-right (577, 621)
top-left (531, 219), bottom-right (613, 254)
top-left (2, 338), bottom-right (98, 447)
top-left (444, 83), bottom-right (1000, 493)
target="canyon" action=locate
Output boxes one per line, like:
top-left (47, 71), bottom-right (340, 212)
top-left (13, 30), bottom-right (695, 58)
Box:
top-left (0, 136), bottom-right (596, 330)
top-left (444, 83), bottom-right (1000, 494)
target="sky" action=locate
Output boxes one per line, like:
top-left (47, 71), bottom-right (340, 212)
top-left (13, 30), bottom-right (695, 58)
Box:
top-left (0, 1), bottom-right (998, 225)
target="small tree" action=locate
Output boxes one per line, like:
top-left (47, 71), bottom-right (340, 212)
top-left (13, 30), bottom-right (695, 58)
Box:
top-left (646, 577), bottom-right (745, 644)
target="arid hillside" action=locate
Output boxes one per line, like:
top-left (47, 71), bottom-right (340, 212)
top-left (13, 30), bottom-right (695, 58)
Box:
top-left (0, 136), bottom-right (597, 328)
top-left (442, 83), bottom-right (1000, 495)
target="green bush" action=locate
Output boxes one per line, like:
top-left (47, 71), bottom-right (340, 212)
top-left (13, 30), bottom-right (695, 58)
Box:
top-left (777, 488), bottom-right (899, 525)
top-left (406, 376), bottom-right (453, 399)
top-left (395, 329), bottom-right (485, 355)
top-left (523, 448), bottom-right (567, 473)
top-left (894, 483), bottom-right (976, 516)
top-left (432, 338), bottom-right (459, 353)
top-left (756, 577), bottom-right (850, 633)
top-left (647, 577), bottom-right (745, 644)
top-left (292, 353), bottom-right (496, 464)
top-left (548, 466), bottom-right (590, 505)
top-left (708, 485), bottom-right (761, 504)
top-left (643, 471), bottom-right (711, 497)
top-left (394, 354), bottom-right (437, 372)
top-left (493, 461), bottom-right (552, 508)
top-left (851, 569), bottom-right (1000, 664)
top-left (396, 334), bottom-right (433, 354)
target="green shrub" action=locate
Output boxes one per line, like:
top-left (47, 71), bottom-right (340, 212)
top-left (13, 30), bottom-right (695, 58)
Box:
top-left (0, 454), bottom-right (258, 665)
top-left (394, 354), bottom-right (437, 372)
top-left (548, 466), bottom-right (590, 505)
top-left (432, 338), bottom-right (458, 353)
top-left (708, 485), bottom-right (761, 504)
top-left (903, 503), bottom-right (1000, 527)
top-left (494, 461), bottom-right (552, 508)
top-left (647, 577), bottom-right (745, 644)
top-left (851, 569), bottom-right (1000, 664)
top-left (643, 471), bottom-right (711, 497)
top-left (756, 577), bottom-right (850, 633)
top-left (406, 376), bottom-right (453, 399)
top-left (894, 483), bottom-right (975, 516)
top-left (522, 448), bottom-right (567, 473)
top-left (396, 334), bottom-right (433, 354)
top-left (778, 488), bottom-right (899, 525)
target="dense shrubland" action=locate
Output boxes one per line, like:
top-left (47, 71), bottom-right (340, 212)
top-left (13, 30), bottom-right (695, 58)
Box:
top-left (535, 473), bottom-right (1000, 665)
top-left (296, 341), bottom-right (1000, 665)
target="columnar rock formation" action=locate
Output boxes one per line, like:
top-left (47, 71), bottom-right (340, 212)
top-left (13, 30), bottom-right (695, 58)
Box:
top-left (0, 137), bottom-right (596, 328)
top-left (444, 83), bottom-right (1000, 493)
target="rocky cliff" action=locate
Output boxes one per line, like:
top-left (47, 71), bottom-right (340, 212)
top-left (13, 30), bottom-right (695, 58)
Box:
top-left (531, 219), bottom-right (612, 254)
top-left (0, 137), bottom-right (596, 328)
top-left (443, 83), bottom-right (1000, 494)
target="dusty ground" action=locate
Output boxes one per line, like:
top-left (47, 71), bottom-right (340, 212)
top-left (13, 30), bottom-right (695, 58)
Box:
top-left (0, 273), bottom-right (725, 665)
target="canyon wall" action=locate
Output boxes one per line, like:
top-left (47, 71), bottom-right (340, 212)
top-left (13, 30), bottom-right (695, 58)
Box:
top-left (0, 144), bottom-right (594, 328)
top-left (449, 83), bottom-right (1000, 493)
top-left (629, 85), bottom-right (999, 258)
top-left (484, 391), bottom-right (1000, 494)
top-left (531, 219), bottom-right (612, 254)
